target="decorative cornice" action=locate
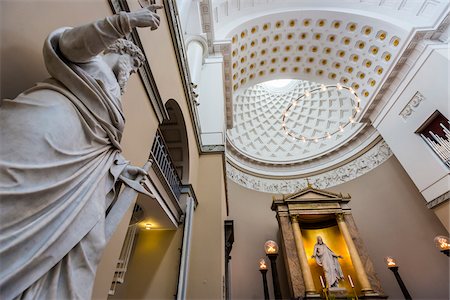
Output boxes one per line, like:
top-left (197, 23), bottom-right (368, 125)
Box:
top-left (201, 144), bottom-right (225, 153)
top-left (399, 91), bottom-right (425, 120)
top-left (227, 139), bottom-right (392, 193)
top-left (426, 191), bottom-right (450, 209)
top-left (109, 0), bottom-right (168, 123)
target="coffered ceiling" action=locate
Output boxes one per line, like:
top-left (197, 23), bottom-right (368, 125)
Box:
top-left (198, 0), bottom-right (449, 178)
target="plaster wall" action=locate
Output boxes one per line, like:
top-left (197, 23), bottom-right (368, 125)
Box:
top-left (432, 201), bottom-right (450, 232)
top-left (108, 228), bottom-right (184, 299)
top-left (227, 156), bottom-right (449, 300)
top-left (374, 45), bottom-right (449, 204)
top-left (187, 154), bottom-right (227, 299)
top-left (198, 58), bottom-right (227, 146)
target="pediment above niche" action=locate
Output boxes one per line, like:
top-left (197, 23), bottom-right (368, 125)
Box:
top-left (271, 185), bottom-right (351, 212)
top-left (274, 185), bottom-right (351, 203)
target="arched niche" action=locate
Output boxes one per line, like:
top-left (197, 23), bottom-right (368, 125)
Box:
top-left (158, 99), bottom-right (190, 184)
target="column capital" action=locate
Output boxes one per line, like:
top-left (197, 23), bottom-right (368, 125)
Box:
top-left (290, 215), bottom-right (299, 223)
top-left (335, 213), bottom-right (345, 222)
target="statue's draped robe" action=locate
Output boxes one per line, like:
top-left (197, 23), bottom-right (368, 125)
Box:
top-left (0, 13), bottom-right (134, 299)
top-left (313, 243), bottom-right (344, 288)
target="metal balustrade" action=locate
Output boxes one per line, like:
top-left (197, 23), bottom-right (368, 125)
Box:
top-left (151, 130), bottom-right (182, 201)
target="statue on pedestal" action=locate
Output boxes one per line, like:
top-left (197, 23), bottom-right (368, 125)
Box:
top-left (0, 5), bottom-right (162, 299)
top-left (311, 236), bottom-right (344, 288)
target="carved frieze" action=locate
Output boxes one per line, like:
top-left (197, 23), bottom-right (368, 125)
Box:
top-left (227, 140), bottom-right (392, 193)
top-left (399, 91), bottom-right (425, 120)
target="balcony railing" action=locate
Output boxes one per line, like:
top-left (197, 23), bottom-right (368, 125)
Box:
top-left (151, 130), bottom-right (182, 200)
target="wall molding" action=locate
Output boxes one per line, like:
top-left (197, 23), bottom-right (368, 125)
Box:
top-left (226, 139), bottom-right (393, 194)
top-left (399, 91), bottom-right (426, 120)
top-left (426, 191), bottom-right (450, 209)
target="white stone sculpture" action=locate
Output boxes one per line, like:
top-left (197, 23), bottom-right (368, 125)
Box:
top-left (0, 5), bottom-right (162, 299)
top-left (311, 236), bottom-right (345, 288)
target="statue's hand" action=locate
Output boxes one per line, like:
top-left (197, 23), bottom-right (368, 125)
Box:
top-left (128, 5), bottom-right (163, 30)
top-left (120, 164), bottom-right (148, 183)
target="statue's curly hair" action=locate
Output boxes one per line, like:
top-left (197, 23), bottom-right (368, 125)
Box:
top-left (104, 38), bottom-right (145, 66)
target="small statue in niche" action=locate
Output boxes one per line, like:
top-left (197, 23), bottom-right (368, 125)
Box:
top-left (0, 4), bottom-right (162, 300)
top-left (311, 236), bottom-right (345, 288)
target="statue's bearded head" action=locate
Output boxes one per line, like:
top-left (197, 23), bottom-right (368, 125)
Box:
top-left (317, 236), bottom-right (323, 244)
top-left (103, 39), bottom-right (145, 95)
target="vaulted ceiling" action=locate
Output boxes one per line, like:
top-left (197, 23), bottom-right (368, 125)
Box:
top-left (200, 0), bottom-right (448, 178)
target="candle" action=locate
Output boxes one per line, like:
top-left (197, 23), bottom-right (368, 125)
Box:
top-left (320, 275), bottom-right (325, 288)
top-left (348, 275), bottom-right (354, 288)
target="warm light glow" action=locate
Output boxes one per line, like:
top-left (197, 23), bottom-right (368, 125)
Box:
top-left (304, 90), bottom-right (311, 98)
top-left (320, 84), bottom-right (327, 91)
top-left (145, 223), bottom-right (152, 230)
top-left (339, 125), bottom-right (344, 132)
top-left (337, 83), bottom-right (343, 90)
top-left (264, 240), bottom-right (279, 254)
top-left (259, 258), bottom-right (268, 270)
top-left (385, 256), bottom-right (397, 268)
top-left (434, 236), bottom-right (450, 250)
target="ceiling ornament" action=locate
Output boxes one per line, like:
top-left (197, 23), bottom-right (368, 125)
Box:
top-left (282, 83), bottom-right (361, 142)
top-left (226, 139), bottom-right (393, 194)
top-left (227, 80), bottom-right (364, 163)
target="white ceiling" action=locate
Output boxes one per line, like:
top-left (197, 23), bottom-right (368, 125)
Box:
top-left (227, 80), bottom-right (364, 163)
top-left (199, 0), bottom-right (449, 178)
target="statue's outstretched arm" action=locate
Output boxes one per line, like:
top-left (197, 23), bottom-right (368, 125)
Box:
top-left (59, 5), bottom-right (162, 63)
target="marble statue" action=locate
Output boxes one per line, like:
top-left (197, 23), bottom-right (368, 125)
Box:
top-left (0, 5), bottom-right (162, 299)
top-left (311, 236), bottom-right (345, 288)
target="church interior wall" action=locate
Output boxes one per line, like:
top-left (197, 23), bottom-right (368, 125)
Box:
top-left (187, 154), bottom-right (227, 300)
top-left (432, 201), bottom-right (450, 232)
top-left (93, 202), bottom-right (138, 300)
top-left (374, 45), bottom-right (449, 205)
top-left (227, 156), bottom-right (449, 300)
top-left (0, 0), bottom-right (111, 100)
top-left (107, 226), bottom-right (184, 299)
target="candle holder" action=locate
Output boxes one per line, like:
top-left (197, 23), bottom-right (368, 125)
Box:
top-left (319, 275), bottom-right (329, 300)
top-left (385, 257), bottom-right (412, 300)
top-left (264, 240), bottom-right (282, 300)
top-left (347, 275), bottom-right (358, 300)
top-left (259, 258), bottom-right (270, 300)
top-left (434, 236), bottom-right (450, 256)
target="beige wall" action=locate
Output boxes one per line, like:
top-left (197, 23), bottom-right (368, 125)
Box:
top-left (0, 0), bottom-right (110, 99)
top-left (432, 202), bottom-right (449, 232)
top-left (187, 154), bottom-right (227, 299)
top-left (227, 156), bottom-right (449, 300)
top-left (109, 228), bottom-right (184, 299)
